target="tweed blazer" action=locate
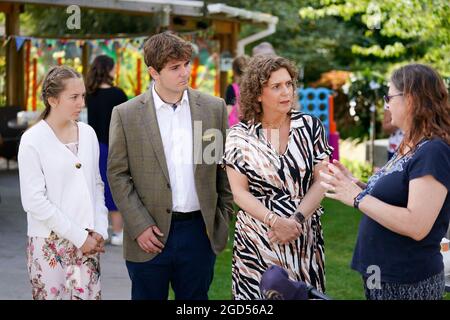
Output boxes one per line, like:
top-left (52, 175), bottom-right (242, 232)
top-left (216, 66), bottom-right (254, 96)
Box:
top-left (107, 87), bottom-right (234, 262)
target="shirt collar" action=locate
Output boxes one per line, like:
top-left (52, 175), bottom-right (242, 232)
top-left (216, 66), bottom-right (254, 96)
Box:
top-left (152, 83), bottom-right (189, 111)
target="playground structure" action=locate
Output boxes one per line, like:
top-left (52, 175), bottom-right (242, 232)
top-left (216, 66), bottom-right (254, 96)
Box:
top-left (298, 88), bottom-right (340, 160)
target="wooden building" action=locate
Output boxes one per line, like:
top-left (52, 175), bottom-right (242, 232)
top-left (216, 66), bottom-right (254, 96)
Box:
top-left (0, 0), bottom-right (278, 107)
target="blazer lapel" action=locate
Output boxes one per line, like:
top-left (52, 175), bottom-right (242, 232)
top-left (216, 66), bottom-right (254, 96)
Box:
top-left (188, 88), bottom-right (208, 174)
top-left (138, 89), bottom-right (170, 183)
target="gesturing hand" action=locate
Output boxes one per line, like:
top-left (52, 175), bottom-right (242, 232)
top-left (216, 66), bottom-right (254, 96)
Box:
top-left (319, 162), bottom-right (362, 207)
top-left (137, 225), bottom-right (165, 254)
top-left (331, 159), bottom-right (358, 183)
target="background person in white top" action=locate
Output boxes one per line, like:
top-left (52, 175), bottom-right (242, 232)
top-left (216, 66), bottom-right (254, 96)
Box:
top-left (18, 66), bottom-right (109, 300)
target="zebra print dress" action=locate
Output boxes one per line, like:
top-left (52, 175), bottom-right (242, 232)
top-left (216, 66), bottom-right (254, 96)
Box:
top-left (223, 111), bottom-right (333, 300)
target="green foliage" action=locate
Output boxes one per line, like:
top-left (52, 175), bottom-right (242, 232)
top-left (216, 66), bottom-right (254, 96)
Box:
top-left (340, 158), bottom-right (372, 183)
top-left (224, 0), bottom-right (363, 83)
top-left (299, 0), bottom-right (450, 76)
top-left (338, 69), bottom-right (386, 139)
top-left (298, 0), bottom-right (449, 139)
top-left (20, 5), bottom-right (159, 36)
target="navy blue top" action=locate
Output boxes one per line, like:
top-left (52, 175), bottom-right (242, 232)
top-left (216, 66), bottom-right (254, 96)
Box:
top-left (351, 138), bottom-right (450, 284)
top-left (86, 87), bottom-right (128, 145)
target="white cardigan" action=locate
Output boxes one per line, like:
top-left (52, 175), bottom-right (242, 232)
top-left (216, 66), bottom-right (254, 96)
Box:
top-left (18, 120), bottom-right (109, 248)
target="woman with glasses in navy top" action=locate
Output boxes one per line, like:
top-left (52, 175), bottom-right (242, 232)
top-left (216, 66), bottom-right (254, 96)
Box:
top-left (320, 63), bottom-right (450, 300)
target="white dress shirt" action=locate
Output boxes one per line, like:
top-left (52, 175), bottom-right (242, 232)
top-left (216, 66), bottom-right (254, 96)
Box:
top-left (18, 120), bottom-right (109, 248)
top-left (152, 84), bottom-right (201, 212)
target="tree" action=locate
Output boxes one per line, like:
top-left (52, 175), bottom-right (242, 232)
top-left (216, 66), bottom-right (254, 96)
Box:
top-left (297, 0), bottom-right (449, 140)
top-left (225, 0), bottom-right (363, 83)
top-left (20, 4), bottom-right (159, 37)
top-left (299, 0), bottom-right (450, 76)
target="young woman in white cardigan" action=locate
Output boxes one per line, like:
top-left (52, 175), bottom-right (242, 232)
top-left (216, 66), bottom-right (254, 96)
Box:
top-left (18, 66), bottom-right (109, 300)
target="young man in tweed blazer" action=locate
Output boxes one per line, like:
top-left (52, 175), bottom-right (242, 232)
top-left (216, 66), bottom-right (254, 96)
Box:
top-left (107, 32), bottom-right (233, 300)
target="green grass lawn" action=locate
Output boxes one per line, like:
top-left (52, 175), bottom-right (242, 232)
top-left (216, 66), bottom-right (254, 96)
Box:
top-left (208, 199), bottom-right (449, 300)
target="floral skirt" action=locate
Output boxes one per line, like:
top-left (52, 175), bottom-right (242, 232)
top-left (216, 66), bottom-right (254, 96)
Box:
top-left (27, 232), bottom-right (101, 300)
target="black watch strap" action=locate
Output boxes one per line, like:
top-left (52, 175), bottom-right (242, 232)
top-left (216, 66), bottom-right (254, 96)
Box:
top-left (353, 192), bottom-right (366, 209)
top-left (294, 211), bottom-right (306, 223)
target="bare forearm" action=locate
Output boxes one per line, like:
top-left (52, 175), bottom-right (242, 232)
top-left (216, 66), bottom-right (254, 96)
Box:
top-left (296, 180), bottom-right (326, 218)
top-left (233, 190), bottom-right (271, 223)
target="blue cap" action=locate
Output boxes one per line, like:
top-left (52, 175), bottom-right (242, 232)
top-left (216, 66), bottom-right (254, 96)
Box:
top-left (260, 265), bottom-right (309, 300)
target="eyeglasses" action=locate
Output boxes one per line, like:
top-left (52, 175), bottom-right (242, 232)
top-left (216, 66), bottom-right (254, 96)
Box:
top-left (383, 93), bottom-right (403, 104)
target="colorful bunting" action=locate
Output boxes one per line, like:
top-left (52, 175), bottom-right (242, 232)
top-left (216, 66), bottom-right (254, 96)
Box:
top-left (3, 32), bottom-right (220, 110)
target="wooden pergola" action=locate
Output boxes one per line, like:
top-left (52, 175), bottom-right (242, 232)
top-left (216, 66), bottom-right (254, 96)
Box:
top-left (0, 0), bottom-right (278, 107)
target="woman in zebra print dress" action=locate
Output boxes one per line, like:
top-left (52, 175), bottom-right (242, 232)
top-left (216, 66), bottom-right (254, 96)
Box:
top-left (223, 55), bottom-right (333, 300)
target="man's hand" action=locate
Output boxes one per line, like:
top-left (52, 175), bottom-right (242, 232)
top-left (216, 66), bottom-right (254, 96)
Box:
top-left (137, 225), bottom-right (165, 254)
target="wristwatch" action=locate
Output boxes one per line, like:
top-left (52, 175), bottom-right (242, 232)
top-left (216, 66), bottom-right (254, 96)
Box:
top-left (294, 210), bottom-right (306, 224)
top-left (353, 192), bottom-right (366, 209)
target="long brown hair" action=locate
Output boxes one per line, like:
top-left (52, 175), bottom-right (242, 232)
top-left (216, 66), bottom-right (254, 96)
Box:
top-left (390, 63), bottom-right (450, 153)
top-left (239, 55), bottom-right (299, 123)
top-left (39, 66), bottom-right (82, 121)
top-left (86, 55), bottom-right (114, 94)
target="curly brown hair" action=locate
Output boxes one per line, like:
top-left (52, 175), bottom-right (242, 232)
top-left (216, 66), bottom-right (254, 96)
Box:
top-left (239, 55), bottom-right (299, 123)
top-left (143, 31), bottom-right (193, 72)
top-left (390, 63), bottom-right (450, 152)
top-left (86, 55), bottom-right (114, 94)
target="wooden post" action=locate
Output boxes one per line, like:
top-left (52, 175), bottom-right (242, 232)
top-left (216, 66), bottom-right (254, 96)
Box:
top-left (215, 21), bottom-right (239, 98)
top-left (81, 42), bottom-right (90, 81)
top-left (135, 58), bottom-right (142, 96)
top-left (218, 33), bottom-right (231, 99)
top-left (5, 4), bottom-right (25, 108)
top-left (32, 58), bottom-right (37, 111)
top-left (115, 46), bottom-right (121, 84)
top-left (25, 40), bottom-right (31, 110)
top-left (230, 22), bottom-right (239, 57)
